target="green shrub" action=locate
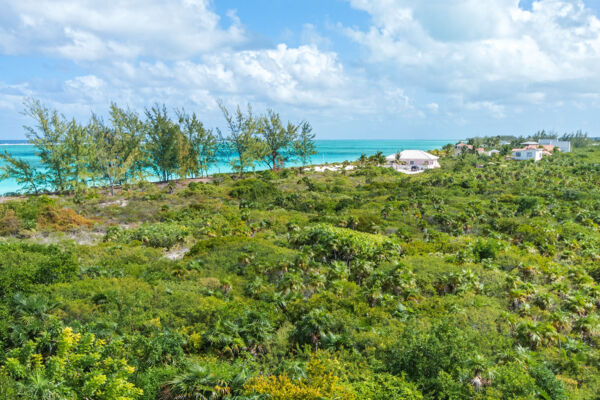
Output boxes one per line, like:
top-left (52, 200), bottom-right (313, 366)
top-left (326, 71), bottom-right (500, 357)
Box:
top-left (473, 239), bottom-right (500, 261)
top-left (351, 373), bottom-right (423, 400)
top-left (183, 182), bottom-right (216, 196)
top-left (229, 178), bottom-right (280, 204)
top-left (291, 224), bottom-right (400, 264)
top-left (0, 242), bottom-right (78, 298)
top-left (104, 223), bottom-right (189, 248)
top-left (530, 364), bottom-right (566, 400)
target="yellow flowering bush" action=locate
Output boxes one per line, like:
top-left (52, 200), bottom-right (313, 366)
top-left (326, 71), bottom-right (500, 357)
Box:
top-left (244, 358), bottom-right (355, 400)
top-left (1, 327), bottom-right (143, 400)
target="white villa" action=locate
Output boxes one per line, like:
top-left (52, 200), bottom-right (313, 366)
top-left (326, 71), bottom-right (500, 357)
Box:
top-left (386, 150), bottom-right (440, 173)
top-left (511, 140), bottom-right (567, 161)
top-left (512, 147), bottom-right (543, 161)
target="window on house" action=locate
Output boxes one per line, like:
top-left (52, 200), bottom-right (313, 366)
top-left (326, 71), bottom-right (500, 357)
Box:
top-left (409, 160), bottom-right (414, 165)
top-left (516, 152), bottom-right (521, 157)
top-left (527, 152), bottom-right (533, 157)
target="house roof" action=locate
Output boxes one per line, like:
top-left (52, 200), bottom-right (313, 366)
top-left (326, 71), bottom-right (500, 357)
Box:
top-left (521, 141), bottom-right (539, 145)
top-left (387, 150), bottom-right (439, 161)
top-left (541, 144), bottom-right (555, 151)
top-left (456, 143), bottom-right (473, 148)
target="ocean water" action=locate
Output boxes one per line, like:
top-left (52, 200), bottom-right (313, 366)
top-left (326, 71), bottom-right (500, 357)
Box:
top-left (0, 139), bottom-right (453, 195)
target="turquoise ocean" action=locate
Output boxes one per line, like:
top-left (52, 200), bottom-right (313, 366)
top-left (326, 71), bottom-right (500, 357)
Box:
top-left (0, 139), bottom-right (453, 195)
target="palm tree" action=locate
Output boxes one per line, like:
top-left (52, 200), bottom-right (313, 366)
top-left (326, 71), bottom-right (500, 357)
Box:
top-left (162, 364), bottom-right (229, 400)
top-left (16, 371), bottom-right (66, 400)
top-left (381, 204), bottom-right (392, 220)
top-left (368, 151), bottom-right (386, 165)
top-left (574, 314), bottom-right (600, 340)
top-left (9, 294), bottom-right (59, 348)
top-left (550, 311), bottom-right (571, 333)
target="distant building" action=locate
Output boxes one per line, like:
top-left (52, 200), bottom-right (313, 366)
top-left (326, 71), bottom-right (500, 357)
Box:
top-left (476, 147), bottom-right (485, 155)
top-left (386, 150), bottom-right (440, 172)
top-left (512, 147), bottom-right (543, 161)
top-left (486, 149), bottom-right (501, 156)
top-left (539, 139), bottom-right (571, 153)
top-left (454, 142), bottom-right (473, 155)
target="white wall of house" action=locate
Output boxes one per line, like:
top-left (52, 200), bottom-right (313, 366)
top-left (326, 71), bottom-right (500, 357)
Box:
top-left (512, 149), bottom-right (543, 161)
top-left (391, 159), bottom-right (440, 170)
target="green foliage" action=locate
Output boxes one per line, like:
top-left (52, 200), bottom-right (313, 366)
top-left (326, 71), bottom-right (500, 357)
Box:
top-left (145, 104), bottom-right (184, 182)
top-left (1, 327), bottom-right (143, 400)
top-left (0, 152), bottom-right (44, 194)
top-left (259, 109), bottom-right (300, 170)
top-left (291, 224), bottom-right (400, 264)
top-left (0, 242), bottom-right (77, 299)
top-left (87, 104), bottom-right (144, 195)
top-left (105, 223), bottom-right (189, 248)
top-left (351, 373), bottom-right (423, 400)
top-left (1, 140), bottom-right (600, 399)
top-left (530, 364), bottom-right (567, 400)
top-left (217, 102), bottom-right (263, 178)
top-left (229, 178), bottom-right (280, 205)
top-left (1, 100), bottom-right (318, 193)
top-left (473, 239), bottom-right (500, 261)
top-left (21, 99), bottom-right (78, 192)
top-left (293, 121), bottom-right (317, 167)
top-left (177, 109), bottom-right (219, 178)
top-left (386, 320), bottom-right (474, 396)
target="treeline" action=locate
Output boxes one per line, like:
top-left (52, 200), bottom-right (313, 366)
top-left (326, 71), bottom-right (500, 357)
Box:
top-left (0, 99), bottom-right (317, 195)
top-left (461, 130), bottom-right (594, 149)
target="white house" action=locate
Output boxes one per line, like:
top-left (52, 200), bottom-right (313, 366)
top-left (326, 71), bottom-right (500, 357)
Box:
top-left (539, 139), bottom-right (571, 153)
top-left (512, 147), bottom-right (543, 161)
top-left (386, 150), bottom-right (440, 172)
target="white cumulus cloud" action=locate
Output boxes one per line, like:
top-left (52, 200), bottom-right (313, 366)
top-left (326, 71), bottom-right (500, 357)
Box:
top-left (344, 0), bottom-right (600, 117)
top-left (0, 0), bottom-right (246, 60)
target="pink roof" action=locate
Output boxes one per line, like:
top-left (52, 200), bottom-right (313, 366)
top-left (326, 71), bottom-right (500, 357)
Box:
top-left (521, 144), bottom-right (555, 151)
top-left (456, 143), bottom-right (473, 149)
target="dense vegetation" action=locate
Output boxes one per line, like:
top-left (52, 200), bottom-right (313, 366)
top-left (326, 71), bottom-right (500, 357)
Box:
top-left (1, 143), bottom-right (600, 399)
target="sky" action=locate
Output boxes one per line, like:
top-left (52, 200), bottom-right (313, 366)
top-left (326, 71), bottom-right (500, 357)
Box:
top-left (1, 0), bottom-right (600, 140)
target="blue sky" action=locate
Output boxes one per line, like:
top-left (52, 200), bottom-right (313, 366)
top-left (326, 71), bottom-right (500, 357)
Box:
top-left (1, 0), bottom-right (600, 140)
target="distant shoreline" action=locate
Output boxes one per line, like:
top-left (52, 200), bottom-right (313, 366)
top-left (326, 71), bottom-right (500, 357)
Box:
top-left (0, 139), bottom-right (454, 195)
